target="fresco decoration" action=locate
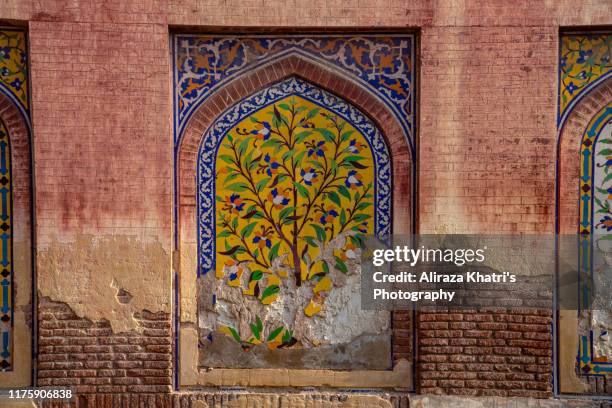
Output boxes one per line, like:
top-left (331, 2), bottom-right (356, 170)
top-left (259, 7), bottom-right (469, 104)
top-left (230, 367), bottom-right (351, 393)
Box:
top-left (0, 29), bottom-right (28, 113)
top-left (0, 120), bottom-right (12, 371)
top-left (559, 34), bottom-right (611, 125)
top-left (174, 35), bottom-right (414, 150)
top-left (197, 78), bottom-right (392, 369)
top-left (577, 104), bottom-right (612, 379)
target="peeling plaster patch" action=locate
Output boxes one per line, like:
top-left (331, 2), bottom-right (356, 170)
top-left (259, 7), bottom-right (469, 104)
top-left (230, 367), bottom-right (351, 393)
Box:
top-left (112, 279), bottom-right (133, 304)
top-left (37, 235), bottom-right (171, 333)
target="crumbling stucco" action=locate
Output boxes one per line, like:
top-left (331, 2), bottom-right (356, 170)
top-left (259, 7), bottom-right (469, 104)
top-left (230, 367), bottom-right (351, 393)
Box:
top-left (558, 310), bottom-right (589, 393)
top-left (37, 235), bottom-right (171, 333)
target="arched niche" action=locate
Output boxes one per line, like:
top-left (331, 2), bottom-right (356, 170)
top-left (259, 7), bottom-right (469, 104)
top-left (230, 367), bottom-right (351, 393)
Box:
top-left (557, 77), bottom-right (612, 395)
top-left (176, 58), bottom-right (412, 388)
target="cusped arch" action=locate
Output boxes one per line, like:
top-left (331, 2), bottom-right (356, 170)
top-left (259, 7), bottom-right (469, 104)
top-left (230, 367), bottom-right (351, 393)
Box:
top-left (0, 89), bottom-right (33, 386)
top-left (558, 76), bottom-right (612, 234)
top-left (177, 53), bottom-right (413, 247)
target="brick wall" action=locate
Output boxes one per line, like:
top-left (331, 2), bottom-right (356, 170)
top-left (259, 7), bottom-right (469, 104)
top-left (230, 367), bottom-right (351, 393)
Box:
top-left (37, 298), bottom-right (172, 394)
top-left (418, 309), bottom-right (552, 397)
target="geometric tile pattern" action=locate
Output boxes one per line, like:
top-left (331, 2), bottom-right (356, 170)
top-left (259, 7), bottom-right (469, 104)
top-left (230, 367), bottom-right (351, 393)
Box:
top-left (559, 33), bottom-right (611, 126)
top-left (0, 119), bottom-right (11, 371)
top-left (577, 104), bottom-right (612, 377)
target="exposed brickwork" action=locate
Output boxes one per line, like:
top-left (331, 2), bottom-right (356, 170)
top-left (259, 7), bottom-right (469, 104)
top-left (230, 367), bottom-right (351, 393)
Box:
top-left (37, 298), bottom-right (172, 394)
top-left (417, 309), bottom-right (553, 397)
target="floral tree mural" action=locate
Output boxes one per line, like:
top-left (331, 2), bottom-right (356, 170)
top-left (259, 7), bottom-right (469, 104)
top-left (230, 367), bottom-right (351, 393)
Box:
top-left (197, 78), bottom-right (392, 369)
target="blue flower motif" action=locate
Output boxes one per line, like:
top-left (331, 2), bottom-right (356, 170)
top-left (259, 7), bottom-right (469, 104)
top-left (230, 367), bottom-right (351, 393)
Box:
top-left (598, 215), bottom-right (612, 231)
top-left (319, 206), bottom-right (339, 224)
top-left (560, 56), bottom-right (567, 69)
top-left (345, 170), bottom-right (363, 189)
top-left (577, 70), bottom-right (587, 79)
top-left (264, 154), bottom-right (280, 177)
top-left (308, 140), bottom-right (326, 157)
top-left (9, 78), bottom-right (21, 91)
top-left (0, 47), bottom-right (10, 59)
top-left (268, 188), bottom-right (290, 209)
top-left (251, 121), bottom-right (271, 140)
top-left (567, 81), bottom-right (577, 95)
top-left (300, 168), bottom-right (318, 186)
top-left (0, 67), bottom-right (8, 76)
top-left (576, 50), bottom-right (592, 64)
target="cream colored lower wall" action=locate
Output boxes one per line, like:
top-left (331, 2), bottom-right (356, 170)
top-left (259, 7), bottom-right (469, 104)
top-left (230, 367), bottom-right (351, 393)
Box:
top-left (0, 238), bottom-right (32, 387)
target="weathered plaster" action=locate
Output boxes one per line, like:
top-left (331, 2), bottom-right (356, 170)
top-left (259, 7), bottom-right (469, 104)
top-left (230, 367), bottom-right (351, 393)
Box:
top-left (0, 238), bottom-right (32, 387)
top-left (180, 324), bottom-right (411, 388)
top-left (37, 235), bottom-right (171, 333)
top-left (558, 310), bottom-right (589, 393)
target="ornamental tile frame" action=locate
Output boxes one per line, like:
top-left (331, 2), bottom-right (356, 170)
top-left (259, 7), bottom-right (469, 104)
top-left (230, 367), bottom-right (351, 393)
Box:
top-left (557, 31), bottom-right (612, 395)
top-left (173, 34), bottom-right (415, 389)
top-left (0, 26), bottom-right (31, 387)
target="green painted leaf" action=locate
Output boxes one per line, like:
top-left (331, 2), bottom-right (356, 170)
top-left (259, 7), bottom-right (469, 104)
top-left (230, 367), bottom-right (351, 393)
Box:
top-left (261, 138), bottom-right (281, 149)
top-left (282, 328), bottom-right (292, 344)
top-left (356, 202), bottom-right (373, 211)
top-left (218, 154), bottom-right (235, 164)
top-left (344, 155), bottom-right (365, 162)
top-left (223, 173), bottom-right (240, 183)
top-left (316, 128), bottom-right (336, 142)
top-left (303, 236), bottom-right (317, 247)
top-left (338, 185), bottom-right (351, 200)
top-left (261, 285), bottom-right (280, 301)
top-left (268, 242), bottom-right (281, 262)
top-left (294, 130), bottom-right (313, 144)
top-left (226, 326), bottom-right (241, 343)
top-left (241, 222), bottom-right (258, 238)
top-left (250, 323), bottom-right (261, 340)
top-left (352, 213), bottom-right (370, 222)
top-left (339, 209), bottom-right (346, 226)
top-left (278, 206), bottom-right (296, 220)
top-left (340, 130), bottom-right (354, 143)
top-left (250, 270), bottom-right (264, 281)
top-left (327, 191), bottom-right (341, 207)
top-left (310, 223), bottom-right (326, 243)
top-left (226, 182), bottom-right (249, 192)
top-left (278, 103), bottom-right (291, 111)
top-left (266, 326), bottom-right (284, 342)
top-left (306, 108), bottom-right (320, 119)
top-left (294, 182), bottom-right (310, 199)
top-left (334, 258), bottom-right (348, 274)
top-left (217, 230), bottom-right (232, 238)
top-left (294, 150), bottom-right (307, 166)
top-left (237, 138), bottom-right (250, 156)
top-left (597, 148), bottom-right (612, 156)
top-left (256, 177), bottom-right (270, 192)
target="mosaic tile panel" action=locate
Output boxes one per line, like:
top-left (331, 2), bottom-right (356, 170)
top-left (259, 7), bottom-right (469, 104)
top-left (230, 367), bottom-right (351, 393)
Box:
top-left (0, 29), bottom-right (28, 114)
top-left (559, 34), bottom-right (611, 125)
top-left (173, 35), bottom-right (415, 150)
top-left (197, 77), bottom-right (392, 369)
top-left (0, 119), bottom-right (12, 372)
top-left (577, 104), bottom-right (612, 379)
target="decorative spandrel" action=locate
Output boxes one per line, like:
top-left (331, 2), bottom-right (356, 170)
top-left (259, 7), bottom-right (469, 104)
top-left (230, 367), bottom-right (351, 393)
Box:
top-left (0, 29), bottom-right (28, 113)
